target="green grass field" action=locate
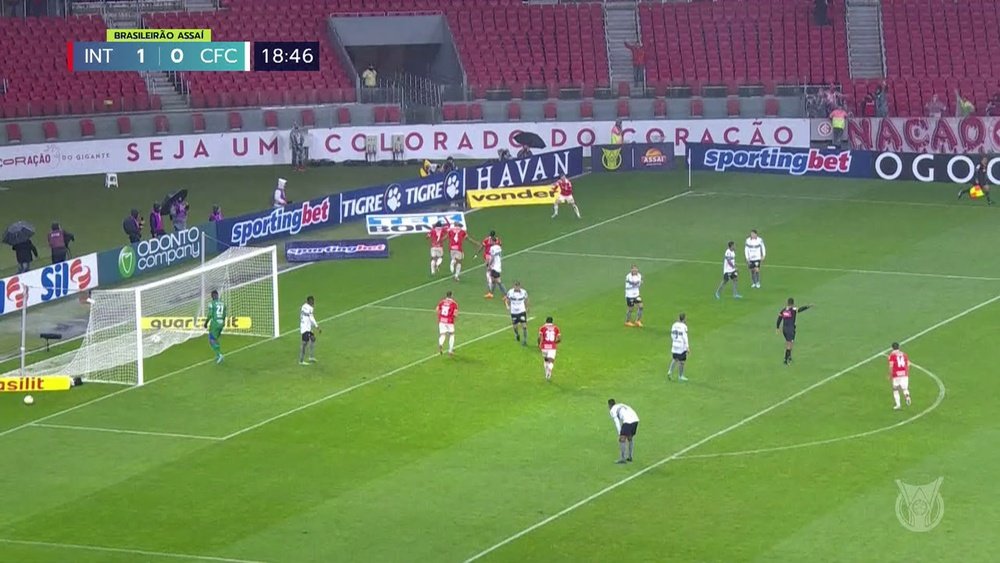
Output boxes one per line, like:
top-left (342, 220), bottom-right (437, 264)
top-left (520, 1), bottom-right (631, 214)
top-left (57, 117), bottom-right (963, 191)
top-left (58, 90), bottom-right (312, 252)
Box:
top-left (1, 165), bottom-right (999, 563)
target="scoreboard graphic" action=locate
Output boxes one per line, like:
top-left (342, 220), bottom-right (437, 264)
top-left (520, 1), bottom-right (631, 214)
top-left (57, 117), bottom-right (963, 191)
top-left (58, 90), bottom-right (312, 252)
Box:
top-left (67, 29), bottom-right (319, 72)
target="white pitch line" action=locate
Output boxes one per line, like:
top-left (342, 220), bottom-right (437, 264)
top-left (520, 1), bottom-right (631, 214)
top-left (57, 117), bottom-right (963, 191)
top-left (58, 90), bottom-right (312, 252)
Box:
top-left (462, 293), bottom-right (1000, 562)
top-left (368, 305), bottom-right (510, 318)
top-left (528, 249), bottom-right (1000, 282)
top-left (678, 362), bottom-right (946, 460)
top-left (29, 422), bottom-right (224, 441)
top-left (699, 190), bottom-right (989, 210)
top-left (0, 187), bottom-right (688, 440)
top-left (221, 318), bottom-right (534, 441)
top-left (0, 537), bottom-right (267, 563)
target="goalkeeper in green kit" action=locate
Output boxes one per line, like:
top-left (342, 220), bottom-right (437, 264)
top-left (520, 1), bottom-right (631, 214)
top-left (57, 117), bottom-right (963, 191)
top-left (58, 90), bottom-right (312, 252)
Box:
top-left (204, 290), bottom-right (227, 364)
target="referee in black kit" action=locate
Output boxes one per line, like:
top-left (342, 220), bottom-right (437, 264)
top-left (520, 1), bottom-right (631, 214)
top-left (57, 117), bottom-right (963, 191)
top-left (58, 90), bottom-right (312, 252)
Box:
top-left (957, 156), bottom-right (993, 205)
top-left (776, 297), bottom-right (812, 365)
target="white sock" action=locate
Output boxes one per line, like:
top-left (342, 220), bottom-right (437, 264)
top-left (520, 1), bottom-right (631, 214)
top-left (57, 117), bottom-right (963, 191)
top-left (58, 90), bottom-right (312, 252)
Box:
top-left (573, 205), bottom-right (580, 218)
top-left (448, 334), bottom-right (455, 353)
top-left (904, 391), bottom-right (911, 403)
top-left (455, 263), bottom-right (462, 277)
top-left (438, 334), bottom-right (446, 347)
top-left (893, 390), bottom-right (900, 408)
top-left (430, 260), bottom-right (436, 274)
top-left (552, 204), bottom-right (559, 216)
top-left (449, 259), bottom-right (455, 273)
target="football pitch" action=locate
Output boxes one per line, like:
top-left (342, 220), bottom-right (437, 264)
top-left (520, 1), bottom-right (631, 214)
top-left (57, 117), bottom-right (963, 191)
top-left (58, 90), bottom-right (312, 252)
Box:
top-left (2, 167), bottom-right (999, 562)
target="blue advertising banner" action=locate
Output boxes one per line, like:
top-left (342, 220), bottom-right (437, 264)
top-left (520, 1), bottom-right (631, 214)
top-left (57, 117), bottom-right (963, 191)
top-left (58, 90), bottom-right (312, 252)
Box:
top-left (215, 196), bottom-right (338, 251)
top-left (285, 239), bottom-right (390, 262)
top-left (339, 169), bottom-right (466, 223)
top-left (688, 143), bottom-right (872, 178)
top-left (462, 147), bottom-right (584, 190)
top-left (96, 223), bottom-right (213, 286)
top-left (591, 143), bottom-right (675, 173)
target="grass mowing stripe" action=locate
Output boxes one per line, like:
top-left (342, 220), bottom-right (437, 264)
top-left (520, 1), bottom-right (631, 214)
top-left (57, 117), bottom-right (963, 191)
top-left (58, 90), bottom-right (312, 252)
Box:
top-left (220, 318), bottom-right (535, 441)
top-left (29, 423), bottom-right (224, 441)
top-left (528, 250), bottom-right (1000, 282)
top-left (700, 190), bottom-right (992, 210)
top-left (0, 537), bottom-right (267, 563)
top-left (677, 362), bottom-right (946, 460)
top-left (462, 293), bottom-right (1000, 562)
top-left (368, 305), bottom-right (511, 318)
top-left (0, 187), bottom-right (687, 440)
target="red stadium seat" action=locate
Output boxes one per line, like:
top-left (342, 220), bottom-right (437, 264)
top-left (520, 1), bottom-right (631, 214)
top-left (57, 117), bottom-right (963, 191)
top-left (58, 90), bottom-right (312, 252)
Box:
top-left (442, 104), bottom-right (458, 122)
top-left (42, 121), bottom-right (58, 141)
top-left (765, 97), bottom-right (780, 117)
top-left (80, 119), bottom-right (96, 138)
top-left (507, 102), bottom-right (521, 121)
top-left (300, 108), bottom-right (316, 127)
top-left (154, 114), bottom-right (170, 134)
top-left (543, 102), bottom-right (557, 120)
top-left (691, 98), bottom-right (704, 117)
top-left (386, 106), bottom-right (401, 123)
top-left (263, 110), bottom-right (279, 130)
top-left (337, 106), bottom-right (352, 125)
top-left (653, 98), bottom-right (667, 118)
top-left (5, 123), bottom-right (22, 144)
top-left (373, 105), bottom-right (387, 123)
top-left (228, 111), bottom-right (243, 131)
top-left (116, 117), bottom-right (132, 136)
top-left (726, 97), bottom-right (741, 117)
top-left (617, 82), bottom-right (630, 98)
top-left (192, 113), bottom-right (206, 133)
top-left (469, 103), bottom-right (483, 120)
top-left (616, 99), bottom-right (630, 118)
top-left (455, 104), bottom-right (469, 121)
top-left (580, 100), bottom-right (593, 119)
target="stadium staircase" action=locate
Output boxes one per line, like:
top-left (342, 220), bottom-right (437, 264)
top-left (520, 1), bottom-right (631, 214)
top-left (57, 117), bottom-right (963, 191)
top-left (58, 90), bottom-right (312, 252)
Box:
top-left (604, 2), bottom-right (642, 92)
top-left (148, 71), bottom-right (191, 110)
top-left (845, 0), bottom-right (885, 78)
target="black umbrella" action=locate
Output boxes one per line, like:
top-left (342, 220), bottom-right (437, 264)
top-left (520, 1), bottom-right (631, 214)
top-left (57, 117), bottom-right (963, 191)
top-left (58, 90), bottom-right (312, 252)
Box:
top-left (513, 132), bottom-right (546, 149)
top-left (3, 221), bottom-right (35, 246)
top-left (161, 189), bottom-right (189, 212)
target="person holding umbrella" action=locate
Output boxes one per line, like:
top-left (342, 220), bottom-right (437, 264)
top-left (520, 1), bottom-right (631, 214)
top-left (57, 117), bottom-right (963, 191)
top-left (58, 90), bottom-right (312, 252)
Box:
top-left (123, 209), bottom-right (142, 243)
top-left (5, 221), bottom-right (39, 273)
top-left (171, 194), bottom-right (189, 231)
top-left (47, 222), bottom-right (74, 264)
top-left (149, 203), bottom-right (166, 238)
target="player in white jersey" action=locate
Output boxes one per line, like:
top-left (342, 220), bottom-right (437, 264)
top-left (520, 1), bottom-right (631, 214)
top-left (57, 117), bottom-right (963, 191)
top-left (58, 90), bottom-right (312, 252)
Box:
top-left (624, 264), bottom-right (644, 328)
top-left (504, 280), bottom-right (529, 346)
top-left (744, 229), bottom-right (766, 289)
top-left (487, 243), bottom-right (508, 298)
top-left (667, 313), bottom-right (689, 381)
top-left (608, 399), bottom-right (640, 463)
top-left (298, 295), bottom-right (321, 365)
top-left (714, 240), bottom-right (742, 300)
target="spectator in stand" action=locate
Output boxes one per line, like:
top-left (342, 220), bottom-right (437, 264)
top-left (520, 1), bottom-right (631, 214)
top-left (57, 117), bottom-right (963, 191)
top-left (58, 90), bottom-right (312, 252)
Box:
top-left (440, 157), bottom-right (456, 174)
top-left (517, 146), bottom-right (533, 159)
top-left (829, 105), bottom-right (848, 149)
top-left (362, 64), bottom-right (377, 88)
top-left (862, 92), bottom-right (876, 117)
top-left (47, 222), bottom-right (74, 264)
top-left (170, 196), bottom-right (189, 232)
top-left (624, 41), bottom-right (645, 85)
top-left (986, 93), bottom-right (1000, 117)
top-left (12, 237), bottom-right (38, 273)
top-left (123, 209), bottom-right (142, 244)
top-left (874, 81), bottom-right (889, 117)
top-left (149, 202), bottom-right (166, 238)
top-left (955, 90), bottom-right (975, 116)
top-left (925, 94), bottom-right (947, 118)
top-left (209, 204), bottom-right (224, 222)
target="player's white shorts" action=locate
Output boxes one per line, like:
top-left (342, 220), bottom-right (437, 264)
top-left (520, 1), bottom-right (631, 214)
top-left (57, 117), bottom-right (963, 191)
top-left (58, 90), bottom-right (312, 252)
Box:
top-left (450, 249), bottom-right (464, 261)
top-left (438, 322), bottom-right (454, 335)
top-left (892, 376), bottom-right (909, 391)
top-left (541, 348), bottom-right (557, 360)
top-left (556, 195), bottom-right (575, 204)
top-left (430, 247), bottom-right (444, 259)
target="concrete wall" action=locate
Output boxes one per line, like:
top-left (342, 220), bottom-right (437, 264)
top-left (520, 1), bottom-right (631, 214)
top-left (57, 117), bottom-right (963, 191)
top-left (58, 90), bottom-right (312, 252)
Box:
top-left (332, 15), bottom-right (449, 46)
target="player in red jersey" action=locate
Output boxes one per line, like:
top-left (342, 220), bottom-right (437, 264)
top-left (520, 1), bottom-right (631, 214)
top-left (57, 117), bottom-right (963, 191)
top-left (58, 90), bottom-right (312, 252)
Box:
top-left (537, 316), bottom-right (562, 381)
top-left (436, 290), bottom-right (458, 355)
top-left (473, 230), bottom-right (501, 298)
top-left (427, 220), bottom-right (448, 275)
top-left (887, 342), bottom-right (911, 410)
top-left (447, 224), bottom-right (476, 282)
top-left (550, 174), bottom-right (581, 219)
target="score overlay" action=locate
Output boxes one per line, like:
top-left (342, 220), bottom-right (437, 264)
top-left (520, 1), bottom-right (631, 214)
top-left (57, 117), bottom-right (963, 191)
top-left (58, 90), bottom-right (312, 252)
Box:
top-left (68, 40), bottom-right (319, 72)
top-left (69, 42), bottom-right (251, 72)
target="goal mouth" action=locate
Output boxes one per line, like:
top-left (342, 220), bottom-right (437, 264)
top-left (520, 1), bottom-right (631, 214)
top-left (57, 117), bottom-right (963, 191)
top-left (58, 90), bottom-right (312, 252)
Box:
top-left (5, 246), bottom-right (280, 386)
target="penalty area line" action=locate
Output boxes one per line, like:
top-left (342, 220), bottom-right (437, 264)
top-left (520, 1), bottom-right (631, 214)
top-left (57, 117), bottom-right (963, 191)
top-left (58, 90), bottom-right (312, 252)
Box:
top-left (29, 423), bottom-right (224, 441)
top-left (462, 294), bottom-right (1000, 562)
top-left (0, 537), bottom-right (266, 563)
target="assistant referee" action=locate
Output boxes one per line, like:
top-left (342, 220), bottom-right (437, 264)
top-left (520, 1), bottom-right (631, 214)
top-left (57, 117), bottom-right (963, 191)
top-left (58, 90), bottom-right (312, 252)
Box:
top-left (957, 156), bottom-right (993, 205)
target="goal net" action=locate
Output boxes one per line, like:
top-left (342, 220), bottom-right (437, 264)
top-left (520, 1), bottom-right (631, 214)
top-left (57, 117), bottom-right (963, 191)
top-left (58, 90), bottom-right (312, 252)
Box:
top-left (5, 246), bottom-right (279, 386)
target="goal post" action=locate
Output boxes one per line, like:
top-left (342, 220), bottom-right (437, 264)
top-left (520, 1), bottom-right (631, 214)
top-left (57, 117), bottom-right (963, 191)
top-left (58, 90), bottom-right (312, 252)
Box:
top-left (6, 246), bottom-right (280, 386)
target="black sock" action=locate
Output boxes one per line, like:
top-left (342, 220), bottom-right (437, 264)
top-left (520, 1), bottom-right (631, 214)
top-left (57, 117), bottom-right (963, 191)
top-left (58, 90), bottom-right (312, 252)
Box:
top-left (784, 349), bottom-right (792, 362)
